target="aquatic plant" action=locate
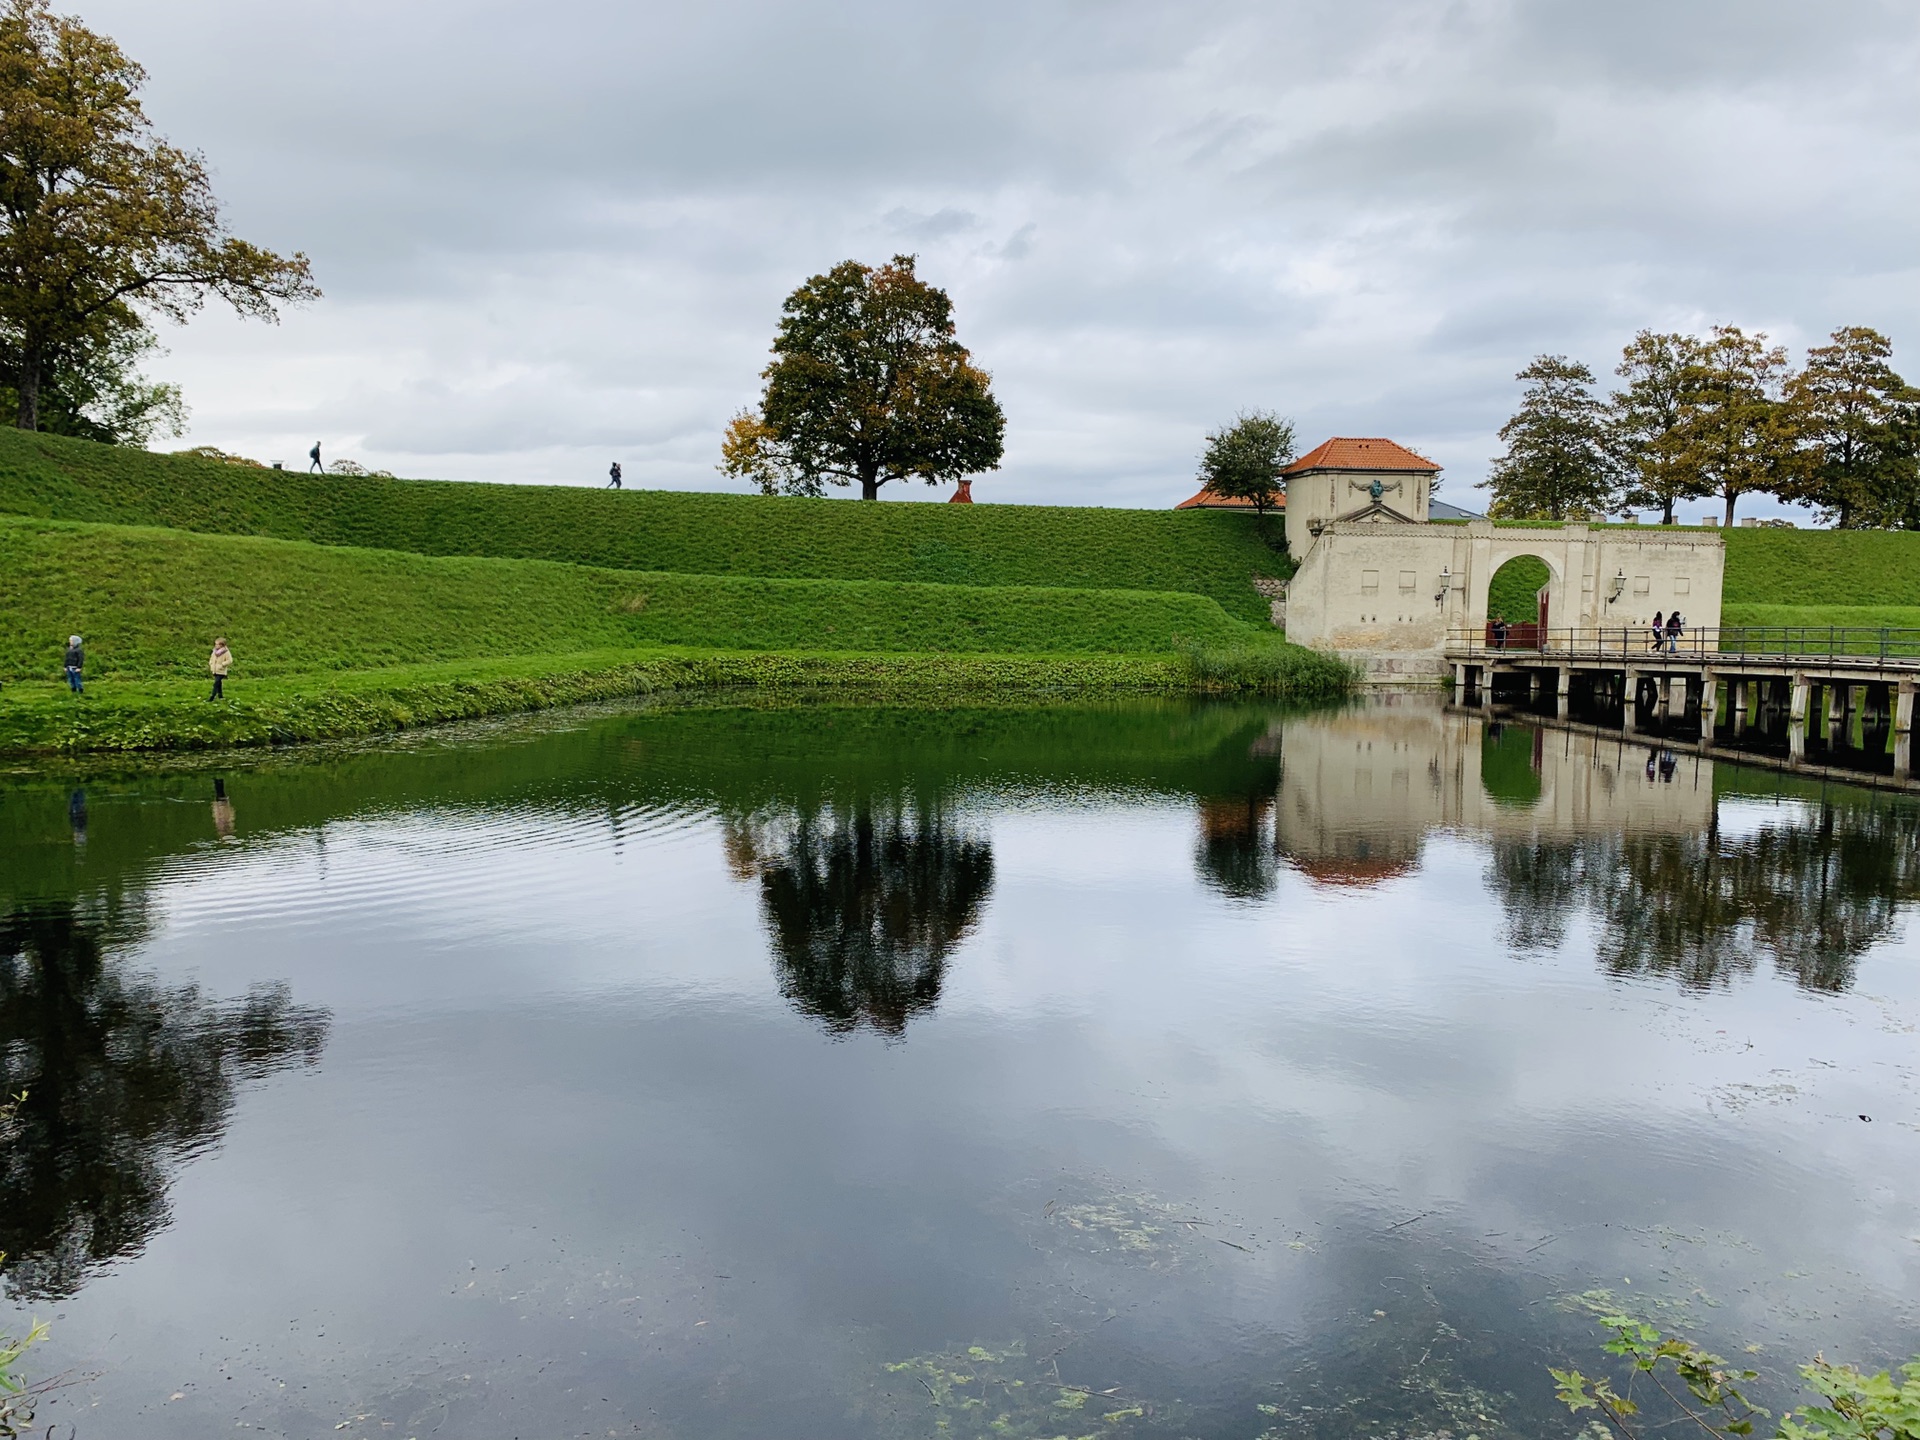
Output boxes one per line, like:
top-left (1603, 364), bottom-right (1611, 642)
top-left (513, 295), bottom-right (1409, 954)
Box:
top-left (1552, 1306), bottom-right (1920, 1440)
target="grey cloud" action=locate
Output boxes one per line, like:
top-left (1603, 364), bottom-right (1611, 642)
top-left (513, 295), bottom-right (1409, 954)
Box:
top-left (79, 0), bottom-right (1920, 510)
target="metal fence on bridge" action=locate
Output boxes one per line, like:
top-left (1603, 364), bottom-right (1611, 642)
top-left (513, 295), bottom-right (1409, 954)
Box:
top-left (1453, 625), bottom-right (1920, 664)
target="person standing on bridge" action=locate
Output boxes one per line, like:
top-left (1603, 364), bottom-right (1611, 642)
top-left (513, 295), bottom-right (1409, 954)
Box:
top-left (1491, 613), bottom-right (1509, 651)
top-left (1649, 611), bottom-right (1664, 653)
top-left (1665, 612), bottom-right (1683, 654)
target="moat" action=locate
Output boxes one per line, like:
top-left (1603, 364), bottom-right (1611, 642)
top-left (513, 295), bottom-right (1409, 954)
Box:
top-left (2, 695), bottom-right (1916, 1438)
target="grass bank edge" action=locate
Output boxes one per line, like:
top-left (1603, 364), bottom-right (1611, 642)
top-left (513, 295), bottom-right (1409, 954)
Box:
top-left (0, 643), bottom-right (1355, 755)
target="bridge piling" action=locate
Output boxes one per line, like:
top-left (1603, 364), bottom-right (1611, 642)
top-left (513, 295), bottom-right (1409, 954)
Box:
top-left (1898, 680), bottom-right (1915, 781)
top-left (1698, 671), bottom-right (1717, 742)
top-left (1557, 665), bottom-right (1571, 720)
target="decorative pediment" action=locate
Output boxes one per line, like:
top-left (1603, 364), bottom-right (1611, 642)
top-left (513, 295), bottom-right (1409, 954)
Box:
top-left (1334, 500), bottom-right (1419, 525)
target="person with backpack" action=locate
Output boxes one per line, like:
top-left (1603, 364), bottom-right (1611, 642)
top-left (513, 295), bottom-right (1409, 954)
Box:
top-left (63, 634), bottom-right (84, 693)
top-left (208, 638), bottom-right (233, 700)
top-left (1665, 612), bottom-right (1683, 654)
top-left (607, 461), bottom-right (622, 489)
top-left (1649, 611), bottom-right (1664, 653)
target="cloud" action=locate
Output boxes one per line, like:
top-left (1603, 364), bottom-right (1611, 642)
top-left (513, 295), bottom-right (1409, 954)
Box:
top-left (83, 0), bottom-right (1920, 512)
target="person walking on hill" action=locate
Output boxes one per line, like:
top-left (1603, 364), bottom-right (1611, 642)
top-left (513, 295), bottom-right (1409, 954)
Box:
top-left (309, 441), bottom-right (323, 473)
top-left (63, 634), bottom-right (84, 694)
top-left (1649, 611), bottom-right (1664, 653)
top-left (208, 638), bottom-right (233, 700)
top-left (607, 461), bottom-right (622, 489)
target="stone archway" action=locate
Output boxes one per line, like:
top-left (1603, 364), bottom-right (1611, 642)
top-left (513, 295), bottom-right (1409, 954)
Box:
top-left (1485, 553), bottom-right (1556, 645)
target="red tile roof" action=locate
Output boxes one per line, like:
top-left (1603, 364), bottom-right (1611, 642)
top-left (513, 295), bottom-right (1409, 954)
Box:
top-left (1282, 437), bottom-right (1440, 476)
top-left (1174, 485), bottom-right (1283, 511)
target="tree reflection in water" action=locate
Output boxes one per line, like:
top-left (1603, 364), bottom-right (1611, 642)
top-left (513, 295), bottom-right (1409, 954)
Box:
top-left (0, 903), bottom-right (331, 1302)
top-left (725, 800), bottom-right (993, 1036)
top-left (1488, 799), bottom-right (1920, 991)
top-left (1194, 795), bottom-right (1279, 900)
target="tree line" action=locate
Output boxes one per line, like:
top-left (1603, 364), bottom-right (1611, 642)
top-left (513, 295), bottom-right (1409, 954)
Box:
top-left (0, 0), bottom-right (316, 445)
top-left (1483, 325), bottom-right (1920, 527)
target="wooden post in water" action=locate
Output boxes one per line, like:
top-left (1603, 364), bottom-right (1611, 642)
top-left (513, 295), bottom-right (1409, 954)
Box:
top-left (1698, 671), bottom-right (1717, 743)
top-left (1828, 683), bottom-right (1849, 748)
top-left (1623, 666), bottom-right (1640, 734)
top-left (1557, 665), bottom-right (1572, 720)
top-left (1897, 679), bottom-right (1915, 781)
top-left (1730, 677), bottom-right (1748, 737)
top-left (1789, 673), bottom-right (1810, 766)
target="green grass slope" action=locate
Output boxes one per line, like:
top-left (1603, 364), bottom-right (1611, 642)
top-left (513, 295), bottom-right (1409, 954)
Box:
top-left (0, 516), bottom-right (1273, 681)
top-left (0, 429), bottom-right (1286, 621)
top-left (1722, 528), bottom-right (1920, 608)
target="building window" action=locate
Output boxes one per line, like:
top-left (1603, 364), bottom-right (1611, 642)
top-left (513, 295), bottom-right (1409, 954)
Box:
top-left (1674, 577), bottom-right (1691, 594)
top-left (1361, 569), bottom-right (1380, 594)
top-left (1398, 570), bottom-right (1416, 591)
top-left (1633, 575), bottom-right (1651, 594)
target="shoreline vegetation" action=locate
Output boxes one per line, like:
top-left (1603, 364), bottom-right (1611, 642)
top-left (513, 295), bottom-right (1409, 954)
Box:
top-left (0, 646), bottom-right (1354, 755)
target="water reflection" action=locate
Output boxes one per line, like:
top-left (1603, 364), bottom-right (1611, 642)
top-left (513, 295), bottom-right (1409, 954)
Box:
top-left (0, 902), bottom-right (330, 1301)
top-left (726, 799), bottom-right (994, 1035)
top-left (0, 699), bottom-right (1916, 1439)
top-left (1486, 804), bottom-right (1920, 992)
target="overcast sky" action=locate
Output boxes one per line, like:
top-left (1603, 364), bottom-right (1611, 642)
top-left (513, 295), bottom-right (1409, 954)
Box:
top-left (85, 0), bottom-right (1920, 515)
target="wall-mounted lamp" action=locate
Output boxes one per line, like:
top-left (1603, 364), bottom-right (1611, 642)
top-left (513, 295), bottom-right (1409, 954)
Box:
top-left (1434, 565), bottom-right (1451, 609)
top-left (1606, 567), bottom-right (1626, 603)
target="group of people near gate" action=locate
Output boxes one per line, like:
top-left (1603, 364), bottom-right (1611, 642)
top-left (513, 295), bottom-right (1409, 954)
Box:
top-left (1648, 610), bottom-right (1689, 654)
top-left (56, 635), bottom-right (233, 700)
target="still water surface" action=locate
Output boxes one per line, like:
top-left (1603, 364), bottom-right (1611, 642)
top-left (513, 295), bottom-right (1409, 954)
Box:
top-left (2, 696), bottom-right (1917, 1439)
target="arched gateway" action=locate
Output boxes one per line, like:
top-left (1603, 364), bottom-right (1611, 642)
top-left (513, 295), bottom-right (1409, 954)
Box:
top-left (1275, 439), bottom-right (1725, 681)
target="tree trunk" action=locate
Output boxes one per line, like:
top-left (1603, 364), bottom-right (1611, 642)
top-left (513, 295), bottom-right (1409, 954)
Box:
top-left (16, 350), bottom-right (39, 431)
top-left (1723, 490), bottom-right (1737, 527)
top-left (859, 460), bottom-right (881, 501)
top-left (1661, 496), bottom-right (1675, 525)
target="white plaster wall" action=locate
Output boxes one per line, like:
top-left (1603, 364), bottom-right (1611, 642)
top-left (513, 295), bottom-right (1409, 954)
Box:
top-left (1283, 466), bottom-right (1435, 552)
top-left (1286, 520), bottom-right (1726, 663)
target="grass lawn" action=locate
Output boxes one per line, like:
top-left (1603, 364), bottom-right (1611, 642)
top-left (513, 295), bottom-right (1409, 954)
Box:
top-left (0, 427), bottom-right (1289, 622)
top-left (0, 517), bottom-right (1351, 753)
top-left (1723, 528), bottom-right (1920, 607)
top-left (0, 515), bottom-right (1282, 681)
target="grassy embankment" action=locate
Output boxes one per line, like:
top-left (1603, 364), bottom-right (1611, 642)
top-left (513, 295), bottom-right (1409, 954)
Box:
top-left (0, 428), bottom-right (1282, 620)
top-left (0, 434), bottom-right (1344, 752)
top-left (1483, 527), bottom-right (1920, 632)
top-left (1721, 527), bottom-right (1920, 631)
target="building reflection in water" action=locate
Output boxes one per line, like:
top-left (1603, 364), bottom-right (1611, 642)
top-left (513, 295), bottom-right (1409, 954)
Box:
top-left (725, 799), bottom-right (994, 1037)
top-left (1225, 697), bottom-right (1920, 992)
top-left (0, 902), bottom-right (331, 1302)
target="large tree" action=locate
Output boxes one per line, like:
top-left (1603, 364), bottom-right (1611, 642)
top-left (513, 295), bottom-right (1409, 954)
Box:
top-left (1196, 409), bottom-right (1295, 518)
top-left (0, 0), bottom-right (317, 432)
top-left (1610, 330), bottom-right (1711, 524)
top-left (1482, 355), bottom-right (1620, 520)
top-left (1777, 326), bottom-right (1919, 529)
top-left (720, 254), bottom-right (1004, 500)
top-left (1677, 324), bottom-right (1795, 528)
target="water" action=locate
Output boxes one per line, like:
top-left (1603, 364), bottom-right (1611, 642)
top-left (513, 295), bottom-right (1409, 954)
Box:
top-left (2, 695), bottom-right (1917, 1440)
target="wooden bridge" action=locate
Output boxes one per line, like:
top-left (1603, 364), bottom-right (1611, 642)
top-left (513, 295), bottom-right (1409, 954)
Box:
top-left (1447, 626), bottom-right (1920, 779)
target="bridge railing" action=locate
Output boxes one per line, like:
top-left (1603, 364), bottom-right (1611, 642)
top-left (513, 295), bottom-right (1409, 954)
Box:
top-left (1451, 625), bottom-right (1920, 663)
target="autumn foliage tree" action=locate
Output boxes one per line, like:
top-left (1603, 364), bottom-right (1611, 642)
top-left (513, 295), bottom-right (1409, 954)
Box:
top-left (0, 0), bottom-right (318, 433)
top-left (1483, 356), bottom-right (1620, 520)
top-left (1778, 326), bottom-right (1919, 528)
top-left (720, 255), bottom-right (1004, 500)
top-left (1610, 330), bottom-right (1711, 525)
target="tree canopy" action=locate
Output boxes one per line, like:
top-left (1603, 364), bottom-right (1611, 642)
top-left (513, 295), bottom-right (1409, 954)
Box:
top-left (0, 0), bottom-right (317, 432)
top-left (719, 254), bottom-right (1004, 500)
top-left (1483, 356), bottom-right (1619, 521)
top-left (1778, 326), bottom-right (1919, 529)
top-left (1196, 409), bottom-right (1295, 516)
top-left (1611, 330), bottom-right (1711, 525)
